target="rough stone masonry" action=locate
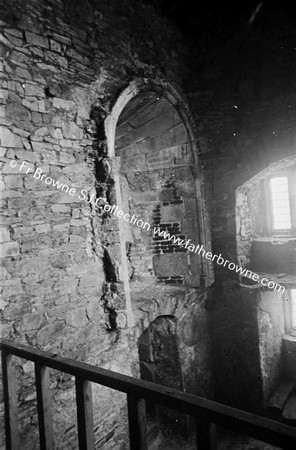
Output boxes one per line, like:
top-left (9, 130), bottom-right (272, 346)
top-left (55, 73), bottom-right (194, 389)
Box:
top-left (2, 0), bottom-right (296, 448)
top-left (0, 0), bottom-right (213, 448)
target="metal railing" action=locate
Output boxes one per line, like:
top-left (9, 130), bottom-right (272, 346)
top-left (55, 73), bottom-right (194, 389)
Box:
top-left (1, 339), bottom-right (296, 449)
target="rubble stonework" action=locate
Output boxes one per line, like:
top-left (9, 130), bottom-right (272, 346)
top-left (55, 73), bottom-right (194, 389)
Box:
top-left (2, 0), bottom-right (296, 446)
top-left (0, 0), bottom-right (213, 447)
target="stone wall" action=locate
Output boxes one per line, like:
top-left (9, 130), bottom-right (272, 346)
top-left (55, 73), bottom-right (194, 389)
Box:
top-left (2, 0), bottom-right (295, 444)
top-left (0, 0), bottom-right (214, 447)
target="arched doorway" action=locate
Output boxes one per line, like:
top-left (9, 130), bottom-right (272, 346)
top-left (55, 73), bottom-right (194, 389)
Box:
top-left (104, 79), bottom-right (213, 325)
top-left (138, 315), bottom-right (181, 389)
top-left (138, 315), bottom-right (187, 437)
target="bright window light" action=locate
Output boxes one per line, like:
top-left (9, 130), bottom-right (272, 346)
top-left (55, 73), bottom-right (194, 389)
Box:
top-left (270, 176), bottom-right (292, 230)
top-left (291, 289), bottom-right (296, 329)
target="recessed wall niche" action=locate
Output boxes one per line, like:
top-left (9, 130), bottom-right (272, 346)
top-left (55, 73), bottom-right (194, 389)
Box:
top-left (115, 90), bottom-right (208, 288)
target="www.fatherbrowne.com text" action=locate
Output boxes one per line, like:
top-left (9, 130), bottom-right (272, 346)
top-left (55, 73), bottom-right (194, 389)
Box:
top-left (11, 159), bottom-right (285, 294)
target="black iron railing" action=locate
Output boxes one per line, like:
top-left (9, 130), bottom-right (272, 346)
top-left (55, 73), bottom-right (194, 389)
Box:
top-left (1, 339), bottom-right (296, 449)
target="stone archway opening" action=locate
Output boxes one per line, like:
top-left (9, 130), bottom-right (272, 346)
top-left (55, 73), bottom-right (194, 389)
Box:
top-left (107, 81), bottom-right (213, 445)
top-left (114, 87), bottom-right (207, 293)
top-left (102, 80), bottom-right (213, 328)
top-left (105, 78), bottom-right (213, 393)
top-left (138, 315), bottom-right (181, 389)
top-left (138, 315), bottom-right (189, 440)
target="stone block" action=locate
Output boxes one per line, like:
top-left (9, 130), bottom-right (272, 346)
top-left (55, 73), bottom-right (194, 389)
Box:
top-left (69, 234), bottom-right (85, 243)
top-left (4, 29), bottom-right (23, 39)
top-left (78, 106), bottom-right (89, 119)
top-left (0, 241), bottom-right (19, 258)
top-left (38, 99), bottom-right (51, 113)
top-left (6, 149), bottom-right (15, 158)
top-left (59, 152), bottom-right (75, 164)
top-left (36, 62), bottom-right (59, 73)
top-left (21, 99), bottom-right (39, 112)
top-left (31, 47), bottom-right (44, 58)
top-left (51, 116), bottom-right (64, 127)
top-left (6, 102), bottom-right (31, 122)
top-left (0, 33), bottom-right (14, 48)
top-left (153, 253), bottom-right (189, 277)
top-left (67, 307), bottom-right (89, 328)
top-left (50, 39), bottom-right (62, 52)
top-left (31, 141), bottom-right (53, 152)
top-left (70, 219), bottom-right (84, 227)
top-left (34, 127), bottom-right (49, 138)
top-left (51, 204), bottom-right (70, 213)
top-left (11, 50), bottom-right (29, 63)
top-left (79, 274), bottom-right (100, 288)
top-left (53, 98), bottom-right (75, 110)
top-left (52, 33), bottom-right (71, 45)
top-left (12, 127), bottom-right (30, 138)
top-left (53, 223), bottom-right (70, 232)
top-left (17, 151), bottom-right (36, 163)
top-left (62, 121), bottom-right (83, 139)
top-left (51, 127), bottom-right (63, 139)
top-left (37, 320), bottom-right (66, 346)
top-left (54, 192), bottom-right (77, 204)
top-left (0, 227), bottom-right (10, 242)
top-left (1, 189), bottom-right (22, 198)
top-left (0, 297), bottom-right (9, 309)
top-left (35, 224), bottom-right (50, 233)
top-left (20, 312), bottom-right (44, 331)
top-left (161, 204), bottom-right (184, 222)
top-left (72, 208), bottom-right (80, 218)
top-left (51, 254), bottom-right (71, 269)
top-left (44, 51), bottom-right (68, 69)
top-left (1, 278), bottom-right (23, 297)
top-left (5, 34), bottom-right (23, 46)
top-left (25, 31), bottom-right (49, 49)
top-left (25, 83), bottom-right (45, 97)
top-left (0, 126), bottom-right (22, 147)
top-left (60, 139), bottom-right (72, 148)
top-left (21, 239), bottom-right (39, 253)
top-left (4, 301), bottom-right (30, 320)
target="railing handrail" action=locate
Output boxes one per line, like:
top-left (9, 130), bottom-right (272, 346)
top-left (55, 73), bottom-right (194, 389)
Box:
top-left (1, 338), bottom-right (296, 449)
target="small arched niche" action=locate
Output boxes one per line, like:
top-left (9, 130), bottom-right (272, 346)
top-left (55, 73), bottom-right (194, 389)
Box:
top-left (138, 315), bottom-right (181, 388)
top-left (138, 315), bottom-right (187, 433)
top-left (113, 85), bottom-right (210, 290)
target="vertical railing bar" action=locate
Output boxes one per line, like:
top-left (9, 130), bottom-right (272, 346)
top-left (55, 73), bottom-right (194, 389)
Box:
top-left (1, 351), bottom-right (19, 450)
top-left (35, 364), bottom-right (54, 449)
top-left (127, 395), bottom-right (147, 450)
top-left (196, 417), bottom-right (217, 450)
top-left (75, 377), bottom-right (94, 450)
